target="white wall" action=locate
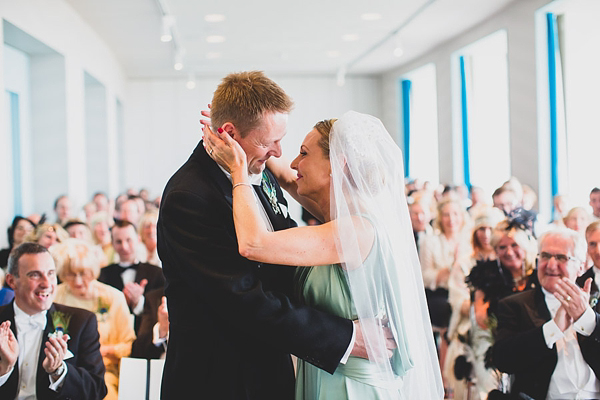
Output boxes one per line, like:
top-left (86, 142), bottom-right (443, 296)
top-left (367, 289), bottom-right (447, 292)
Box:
top-left (380, 0), bottom-right (553, 212)
top-left (125, 75), bottom-right (381, 222)
top-left (0, 0), bottom-right (127, 223)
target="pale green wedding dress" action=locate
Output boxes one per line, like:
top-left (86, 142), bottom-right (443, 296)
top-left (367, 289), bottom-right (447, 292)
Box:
top-left (294, 233), bottom-right (412, 400)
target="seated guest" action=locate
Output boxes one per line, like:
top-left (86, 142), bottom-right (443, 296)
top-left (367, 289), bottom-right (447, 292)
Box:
top-left (0, 242), bottom-right (106, 399)
top-left (0, 269), bottom-right (13, 306)
top-left (119, 197), bottom-right (143, 227)
top-left (492, 187), bottom-right (519, 216)
top-left (82, 203), bottom-right (97, 225)
top-left (563, 206), bottom-right (592, 235)
top-left (590, 187), bottom-right (600, 221)
top-left (550, 195), bottom-right (569, 227)
top-left (0, 217), bottom-right (35, 270)
top-left (90, 212), bottom-right (118, 265)
top-left (580, 221), bottom-right (600, 297)
top-left (52, 239), bottom-right (135, 400)
top-left (92, 192), bottom-right (110, 214)
top-left (131, 287), bottom-right (168, 359)
top-left (27, 223), bottom-right (69, 249)
top-left (99, 220), bottom-right (164, 334)
top-left (492, 228), bottom-right (600, 399)
top-left (63, 219), bottom-right (93, 243)
top-left (138, 211), bottom-right (160, 267)
top-left (466, 218), bottom-right (537, 399)
top-left (54, 195), bottom-right (72, 226)
top-left (444, 207), bottom-right (505, 398)
top-left (408, 192), bottom-right (434, 253)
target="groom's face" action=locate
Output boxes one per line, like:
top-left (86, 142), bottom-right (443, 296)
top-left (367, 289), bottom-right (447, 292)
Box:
top-left (234, 112), bottom-right (288, 175)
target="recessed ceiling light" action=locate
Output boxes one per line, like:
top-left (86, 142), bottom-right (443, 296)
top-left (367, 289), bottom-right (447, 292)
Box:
top-left (206, 52), bottom-right (221, 59)
top-left (361, 13), bottom-right (382, 21)
top-left (342, 34), bottom-right (359, 42)
top-left (326, 50), bottom-right (341, 58)
top-left (206, 35), bottom-right (226, 43)
top-left (205, 14), bottom-right (226, 22)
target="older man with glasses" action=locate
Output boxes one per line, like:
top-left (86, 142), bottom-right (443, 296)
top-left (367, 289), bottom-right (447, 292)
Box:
top-left (492, 228), bottom-right (600, 400)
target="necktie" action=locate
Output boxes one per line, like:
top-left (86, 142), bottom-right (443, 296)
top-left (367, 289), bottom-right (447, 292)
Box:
top-left (15, 312), bottom-right (46, 333)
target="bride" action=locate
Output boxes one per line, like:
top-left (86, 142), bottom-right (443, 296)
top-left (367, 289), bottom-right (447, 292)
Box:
top-left (204, 110), bottom-right (442, 399)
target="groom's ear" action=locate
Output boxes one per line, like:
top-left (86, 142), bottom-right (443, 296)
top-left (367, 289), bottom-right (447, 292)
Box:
top-left (220, 122), bottom-right (236, 139)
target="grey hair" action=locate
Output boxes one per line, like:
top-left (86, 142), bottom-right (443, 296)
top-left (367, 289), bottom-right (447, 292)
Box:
top-left (538, 227), bottom-right (587, 263)
top-left (7, 242), bottom-right (50, 277)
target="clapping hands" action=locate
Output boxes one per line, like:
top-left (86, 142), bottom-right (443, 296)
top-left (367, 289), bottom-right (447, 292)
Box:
top-left (0, 321), bottom-right (18, 376)
top-left (124, 279), bottom-right (148, 309)
top-left (42, 333), bottom-right (70, 376)
top-left (553, 277), bottom-right (592, 331)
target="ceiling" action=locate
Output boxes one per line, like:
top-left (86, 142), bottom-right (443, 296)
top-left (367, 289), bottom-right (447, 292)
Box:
top-left (64, 0), bottom-right (518, 79)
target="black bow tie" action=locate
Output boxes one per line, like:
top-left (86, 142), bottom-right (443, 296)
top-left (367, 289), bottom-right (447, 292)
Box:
top-left (119, 263), bottom-right (138, 271)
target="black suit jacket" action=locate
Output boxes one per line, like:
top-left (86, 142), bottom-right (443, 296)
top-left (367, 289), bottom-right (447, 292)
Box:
top-left (493, 285), bottom-right (600, 399)
top-left (157, 141), bottom-right (353, 400)
top-left (131, 287), bottom-right (165, 359)
top-left (98, 261), bottom-right (165, 333)
top-left (0, 302), bottom-right (107, 400)
top-left (578, 266), bottom-right (600, 299)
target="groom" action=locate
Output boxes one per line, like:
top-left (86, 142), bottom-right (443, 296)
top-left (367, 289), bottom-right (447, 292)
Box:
top-left (158, 71), bottom-right (370, 399)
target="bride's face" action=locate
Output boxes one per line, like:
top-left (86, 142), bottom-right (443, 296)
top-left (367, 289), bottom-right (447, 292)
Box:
top-left (290, 129), bottom-right (331, 200)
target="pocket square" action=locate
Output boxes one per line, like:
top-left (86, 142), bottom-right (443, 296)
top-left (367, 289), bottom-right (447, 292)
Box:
top-left (64, 349), bottom-right (74, 360)
top-left (279, 203), bottom-right (288, 218)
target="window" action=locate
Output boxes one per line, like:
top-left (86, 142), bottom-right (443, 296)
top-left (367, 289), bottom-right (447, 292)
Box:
top-left (455, 30), bottom-right (511, 198)
top-left (400, 63), bottom-right (439, 185)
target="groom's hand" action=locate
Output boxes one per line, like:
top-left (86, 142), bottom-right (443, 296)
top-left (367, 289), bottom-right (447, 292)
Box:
top-left (350, 319), bottom-right (396, 362)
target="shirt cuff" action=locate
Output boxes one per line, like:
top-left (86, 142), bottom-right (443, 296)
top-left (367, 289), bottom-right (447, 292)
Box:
top-left (133, 296), bottom-right (145, 316)
top-left (152, 322), bottom-right (169, 346)
top-left (339, 322), bottom-right (356, 364)
top-left (0, 366), bottom-right (14, 386)
top-left (542, 320), bottom-right (565, 348)
top-left (49, 361), bottom-right (68, 391)
top-left (573, 307), bottom-right (597, 337)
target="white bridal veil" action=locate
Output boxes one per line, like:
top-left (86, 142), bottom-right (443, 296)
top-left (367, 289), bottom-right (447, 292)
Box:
top-left (330, 111), bottom-right (443, 399)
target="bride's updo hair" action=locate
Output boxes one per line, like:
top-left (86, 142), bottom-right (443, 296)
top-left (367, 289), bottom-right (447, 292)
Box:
top-left (211, 71), bottom-right (294, 138)
top-left (314, 119), bottom-right (337, 159)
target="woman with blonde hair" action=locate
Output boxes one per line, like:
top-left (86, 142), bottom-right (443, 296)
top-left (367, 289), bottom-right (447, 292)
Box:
top-left (563, 206), bottom-right (592, 235)
top-left (466, 218), bottom-right (537, 399)
top-left (90, 212), bottom-right (118, 264)
top-left (138, 211), bottom-right (160, 266)
top-left (52, 239), bottom-right (135, 400)
top-left (27, 223), bottom-right (69, 249)
top-left (444, 207), bottom-right (505, 398)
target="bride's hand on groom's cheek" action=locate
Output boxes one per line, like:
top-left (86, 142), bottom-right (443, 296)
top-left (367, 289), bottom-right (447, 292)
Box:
top-left (350, 319), bottom-right (396, 362)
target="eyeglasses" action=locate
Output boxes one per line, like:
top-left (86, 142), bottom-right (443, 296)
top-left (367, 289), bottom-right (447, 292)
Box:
top-left (537, 252), bottom-right (577, 264)
top-left (64, 270), bottom-right (94, 280)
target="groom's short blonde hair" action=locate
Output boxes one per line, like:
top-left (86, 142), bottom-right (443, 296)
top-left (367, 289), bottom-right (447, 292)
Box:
top-left (211, 71), bottom-right (294, 138)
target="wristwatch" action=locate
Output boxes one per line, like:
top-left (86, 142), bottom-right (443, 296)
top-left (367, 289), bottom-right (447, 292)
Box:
top-left (50, 362), bottom-right (65, 378)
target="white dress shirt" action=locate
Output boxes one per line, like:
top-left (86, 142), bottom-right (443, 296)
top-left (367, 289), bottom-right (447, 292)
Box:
top-left (541, 288), bottom-right (600, 399)
top-left (218, 167), bottom-right (355, 364)
top-left (593, 266), bottom-right (600, 290)
top-left (0, 303), bottom-right (67, 398)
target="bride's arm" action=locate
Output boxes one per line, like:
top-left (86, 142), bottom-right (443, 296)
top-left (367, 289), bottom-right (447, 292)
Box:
top-left (266, 155), bottom-right (324, 223)
top-left (204, 126), bottom-right (373, 267)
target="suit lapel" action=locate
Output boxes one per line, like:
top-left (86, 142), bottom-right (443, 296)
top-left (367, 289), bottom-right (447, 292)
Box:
top-left (0, 303), bottom-right (19, 397)
top-left (527, 287), bottom-right (551, 327)
top-left (36, 304), bottom-right (56, 397)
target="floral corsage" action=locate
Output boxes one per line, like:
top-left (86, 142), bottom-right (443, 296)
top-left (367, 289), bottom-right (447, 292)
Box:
top-left (96, 297), bottom-right (111, 322)
top-left (48, 311), bottom-right (71, 339)
top-left (590, 292), bottom-right (599, 309)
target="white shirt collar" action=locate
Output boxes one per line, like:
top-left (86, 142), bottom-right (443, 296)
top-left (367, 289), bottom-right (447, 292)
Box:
top-left (217, 165), bottom-right (262, 186)
top-left (541, 286), bottom-right (561, 316)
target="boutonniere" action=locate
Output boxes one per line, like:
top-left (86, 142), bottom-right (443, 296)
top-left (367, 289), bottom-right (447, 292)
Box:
top-left (96, 297), bottom-right (111, 322)
top-left (48, 311), bottom-right (71, 338)
top-left (590, 292), bottom-right (599, 309)
top-left (261, 172), bottom-right (281, 215)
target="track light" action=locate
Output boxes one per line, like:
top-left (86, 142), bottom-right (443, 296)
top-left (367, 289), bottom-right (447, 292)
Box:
top-left (186, 73), bottom-right (196, 90)
top-left (173, 48), bottom-right (185, 70)
top-left (161, 15), bottom-right (175, 42)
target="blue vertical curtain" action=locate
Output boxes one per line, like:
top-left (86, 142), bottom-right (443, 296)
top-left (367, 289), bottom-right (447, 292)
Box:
top-left (401, 79), bottom-right (412, 178)
top-left (9, 91), bottom-right (23, 216)
top-left (547, 12), bottom-right (559, 198)
top-left (459, 56), bottom-right (471, 190)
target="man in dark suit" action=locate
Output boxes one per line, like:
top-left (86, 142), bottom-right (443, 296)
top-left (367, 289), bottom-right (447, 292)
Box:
top-left (130, 287), bottom-right (167, 359)
top-left (0, 242), bottom-right (106, 400)
top-left (99, 220), bottom-right (165, 333)
top-left (493, 228), bottom-right (600, 399)
top-left (158, 71), bottom-right (372, 399)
